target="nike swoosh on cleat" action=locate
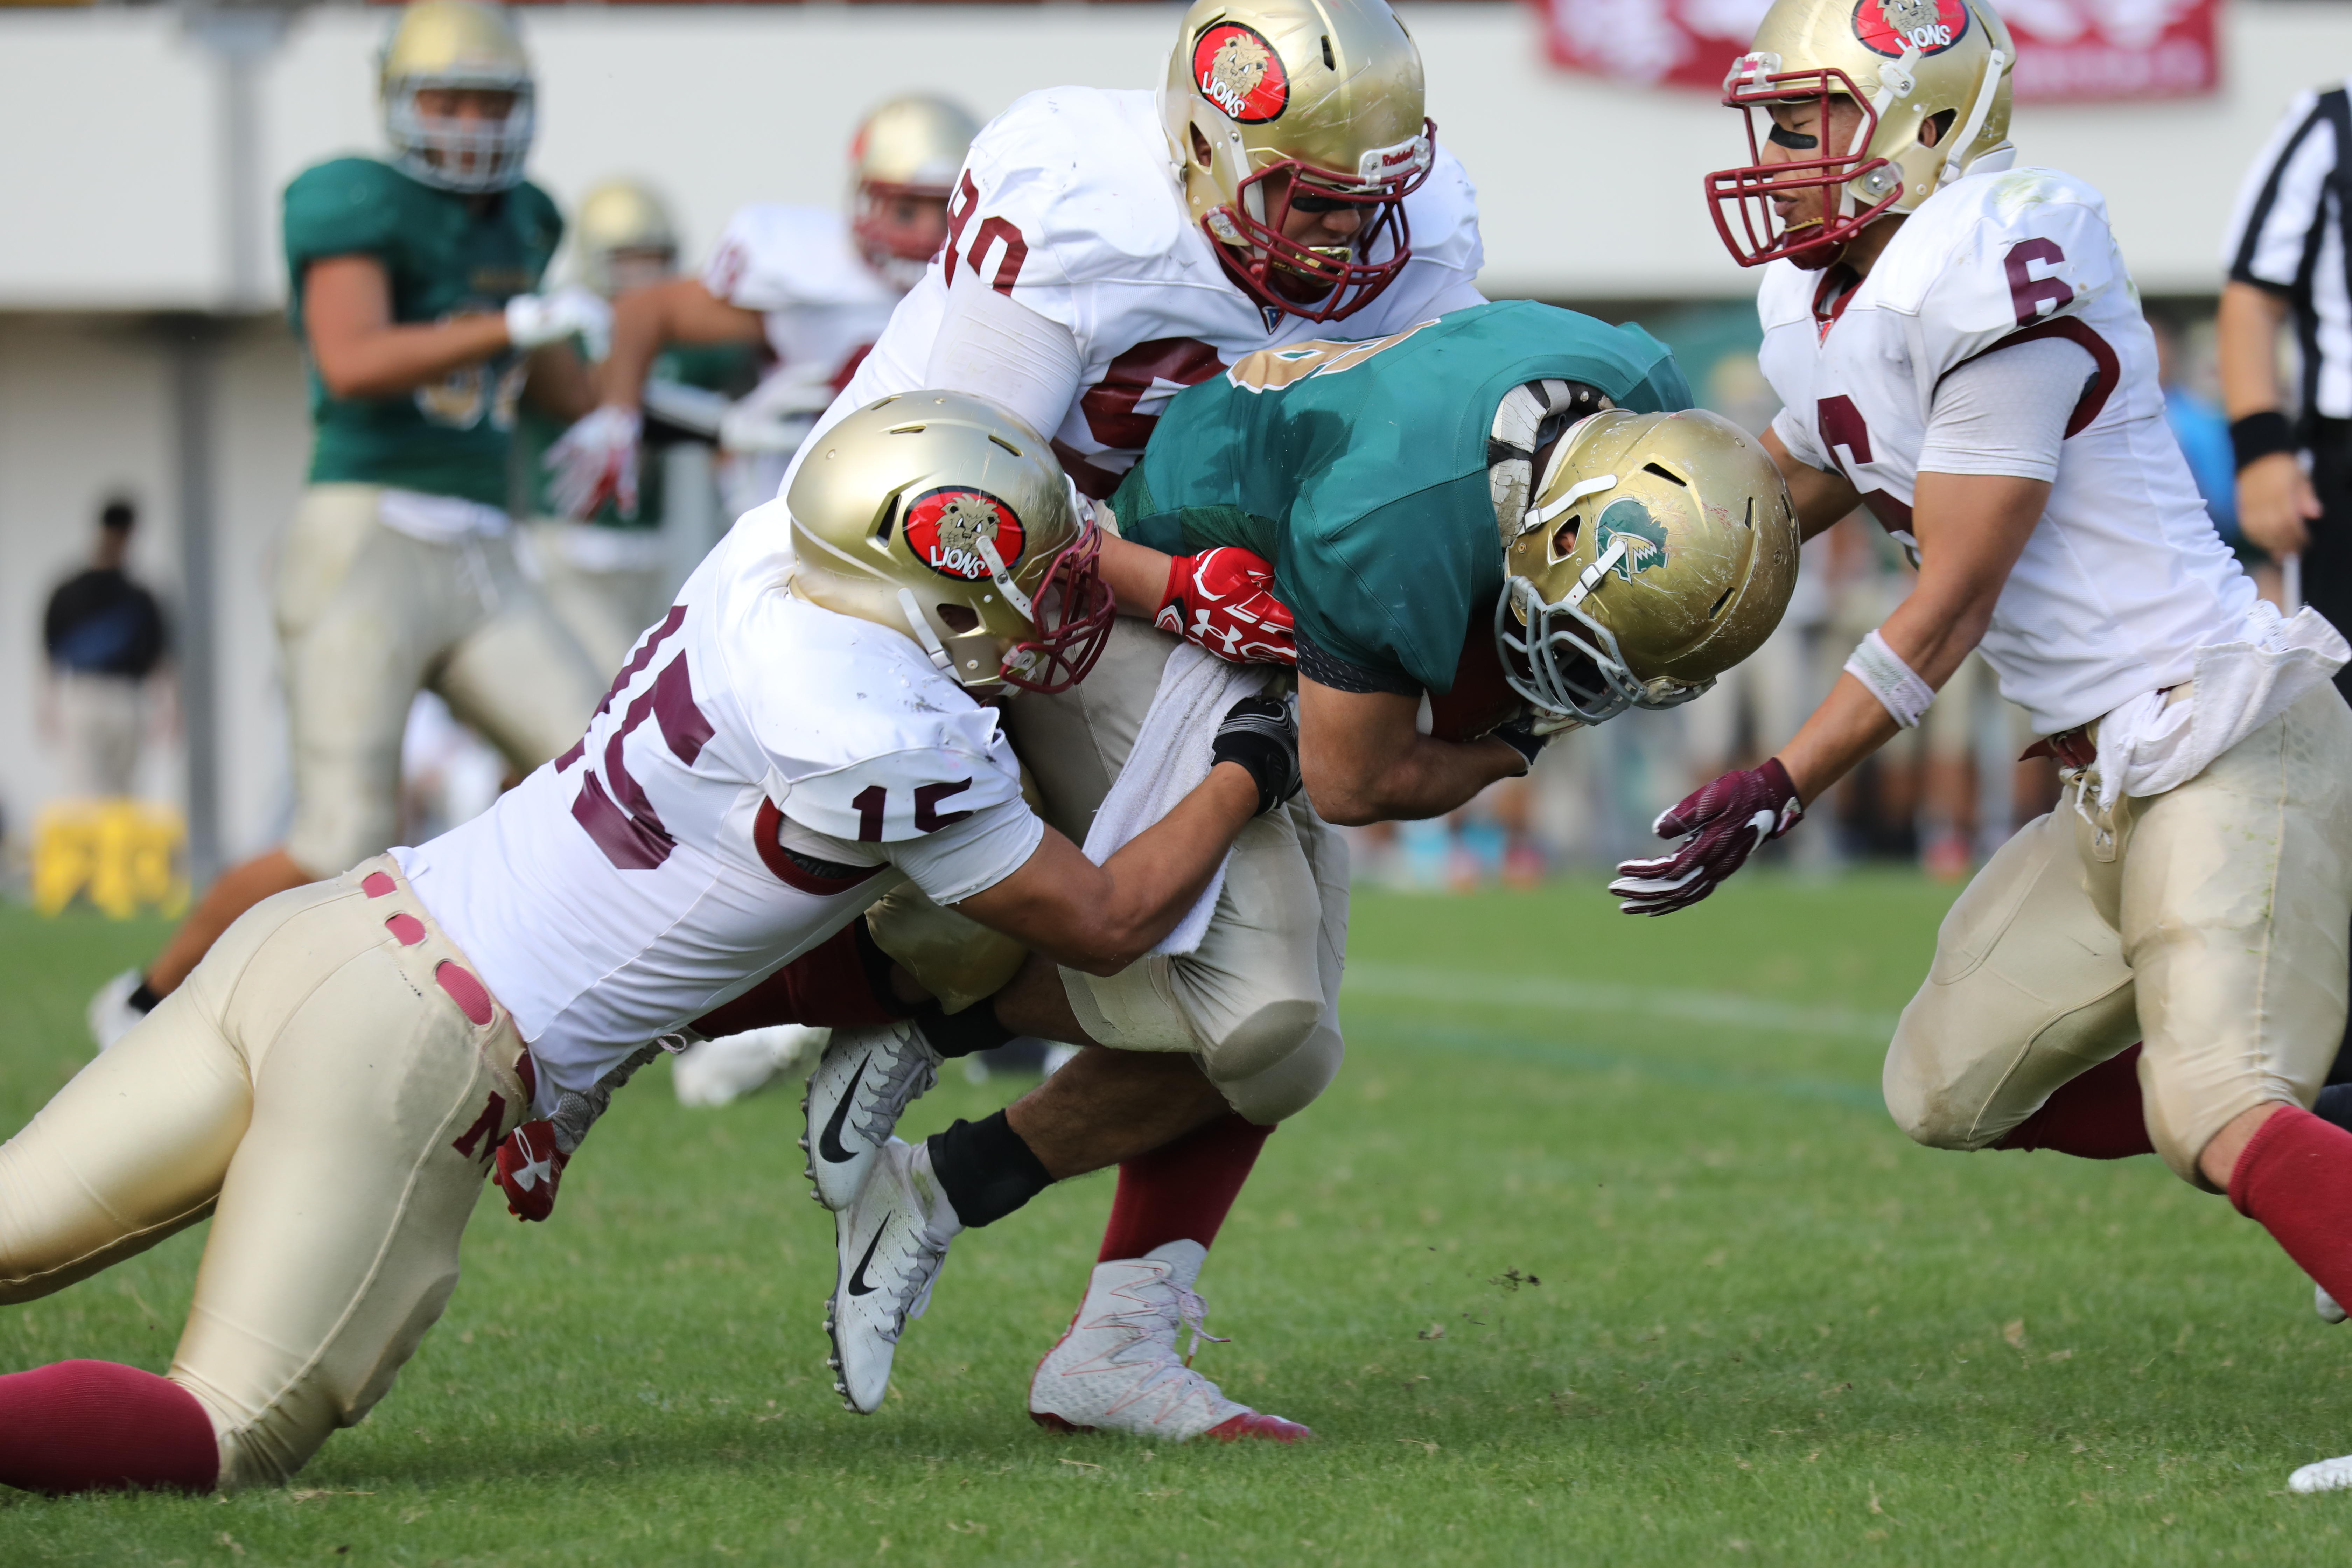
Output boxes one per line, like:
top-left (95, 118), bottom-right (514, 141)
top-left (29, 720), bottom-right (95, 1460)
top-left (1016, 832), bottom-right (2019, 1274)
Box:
top-left (847, 1229), bottom-right (885, 1297)
top-left (817, 1060), bottom-right (867, 1164)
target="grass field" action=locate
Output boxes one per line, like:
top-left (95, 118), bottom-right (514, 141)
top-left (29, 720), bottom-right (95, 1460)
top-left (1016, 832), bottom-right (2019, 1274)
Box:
top-left (3, 872), bottom-right (2351, 1565)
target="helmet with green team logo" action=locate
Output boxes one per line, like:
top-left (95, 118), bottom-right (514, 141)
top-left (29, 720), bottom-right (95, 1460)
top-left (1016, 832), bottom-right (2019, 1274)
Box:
top-left (380, 0), bottom-right (536, 195)
top-left (789, 392), bottom-right (1115, 695)
top-left (1496, 409), bottom-right (1798, 726)
top-left (573, 178), bottom-right (679, 298)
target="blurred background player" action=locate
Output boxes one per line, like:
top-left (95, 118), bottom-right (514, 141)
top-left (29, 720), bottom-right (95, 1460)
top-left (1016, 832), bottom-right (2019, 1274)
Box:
top-left (514, 177), bottom-right (758, 673)
top-left (548, 95), bottom-right (980, 526)
top-left (40, 498), bottom-right (170, 803)
top-left (88, 0), bottom-right (611, 1048)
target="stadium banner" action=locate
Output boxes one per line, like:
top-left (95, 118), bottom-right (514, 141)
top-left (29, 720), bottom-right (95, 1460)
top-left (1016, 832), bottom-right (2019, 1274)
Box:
top-left (1530, 0), bottom-right (2220, 102)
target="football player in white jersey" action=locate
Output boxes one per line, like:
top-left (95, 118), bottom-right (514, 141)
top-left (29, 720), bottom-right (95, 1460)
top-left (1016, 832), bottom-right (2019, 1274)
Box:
top-left (1611, 0), bottom-right (2352, 1494)
top-left (549, 95), bottom-right (981, 525)
top-left (0, 393), bottom-right (1306, 1496)
top-left (757, 0), bottom-right (1489, 1441)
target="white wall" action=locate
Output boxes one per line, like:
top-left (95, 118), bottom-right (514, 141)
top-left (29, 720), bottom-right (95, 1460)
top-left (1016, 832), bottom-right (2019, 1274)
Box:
top-left (0, 2), bottom-right (2340, 307)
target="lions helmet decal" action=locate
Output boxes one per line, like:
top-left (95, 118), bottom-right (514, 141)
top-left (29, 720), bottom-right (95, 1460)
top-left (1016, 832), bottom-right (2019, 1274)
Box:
top-left (904, 488), bottom-right (1026, 583)
top-left (1193, 22), bottom-right (1289, 124)
top-left (1852, 0), bottom-right (1969, 58)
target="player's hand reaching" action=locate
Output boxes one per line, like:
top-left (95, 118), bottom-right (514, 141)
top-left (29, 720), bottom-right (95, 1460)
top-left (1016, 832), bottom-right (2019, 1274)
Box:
top-left (1157, 548), bottom-right (1296, 666)
top-left (1212, 693), bottom-right (1303, 815)
top-left (493, 1119), bottom-right (569, 1223)
top-left (546, 405), bottom-right (644, 520)
top-left (1608, 759), bottom-right (1803, 916)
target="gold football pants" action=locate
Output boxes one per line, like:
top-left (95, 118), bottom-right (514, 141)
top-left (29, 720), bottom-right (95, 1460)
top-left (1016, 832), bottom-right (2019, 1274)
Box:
top-left (1011, 618), bottom-right (1349, 1125)
top-left (1884, 683), bottom-right (2352, 1186)
top-left (0, 858), bottom-right (530, 1488)
top-left (276, 485), bottom-right (607, 877)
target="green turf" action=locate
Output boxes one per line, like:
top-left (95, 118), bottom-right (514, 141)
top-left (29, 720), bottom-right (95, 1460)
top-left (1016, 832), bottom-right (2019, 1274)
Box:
top-left (3, 874), bottom-right (2351, 1565)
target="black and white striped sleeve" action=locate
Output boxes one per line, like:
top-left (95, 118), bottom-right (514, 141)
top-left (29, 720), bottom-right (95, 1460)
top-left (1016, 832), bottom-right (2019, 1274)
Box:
top-left (2224, 87), bottom-right (2338, 292)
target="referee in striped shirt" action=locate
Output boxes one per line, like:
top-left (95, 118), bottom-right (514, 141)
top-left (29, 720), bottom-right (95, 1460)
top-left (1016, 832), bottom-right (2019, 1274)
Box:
top-left (2221, 81), bottom-right (2352, 695)
top-left (2222, 83), bottom-right (2352, 1105)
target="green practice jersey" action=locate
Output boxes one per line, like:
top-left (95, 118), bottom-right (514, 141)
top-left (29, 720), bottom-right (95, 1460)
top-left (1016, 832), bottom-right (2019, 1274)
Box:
top-left (512, 341), bottom-right (760, 528)
top-left (284, 157), bottom-right (563, 508)
top-left (1114, 301), bottom-right (1690, 695)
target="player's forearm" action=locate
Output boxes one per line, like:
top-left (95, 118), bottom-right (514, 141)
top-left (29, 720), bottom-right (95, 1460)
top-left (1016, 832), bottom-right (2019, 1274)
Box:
top-left (310, 315), bottom-right (511, 399)
top-left (2217, 281), bottom-right (2293, 420)
top-left (1775, 674), bottom-right (1901, 803)
top-left (1302, 732), bottom-right (1521, 826)
top-left (522, 343), bottom-right (597, 423)
top-left (1097, 531), bottom-right (1177, 618)
top-left (1063, 764), bottom-right (1261, 973)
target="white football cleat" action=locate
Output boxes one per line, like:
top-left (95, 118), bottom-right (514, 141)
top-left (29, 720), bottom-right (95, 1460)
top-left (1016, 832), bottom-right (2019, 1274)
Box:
top-left (2319, 1284), bottom-right (2347, 1325)
top-left (86, 969), bottom-right (149, 1052)
top-left (2290, 1452), bottom-right (2352, 1493)
top-left (1029, 1240), bottom-right (1311, 1444)
top-left (826, 1137), bottom-right (959, 1415)
top-left (672, 1024), bottom-right (827, 1107)
top-left (802, 1020), bottom-right (941, 1211)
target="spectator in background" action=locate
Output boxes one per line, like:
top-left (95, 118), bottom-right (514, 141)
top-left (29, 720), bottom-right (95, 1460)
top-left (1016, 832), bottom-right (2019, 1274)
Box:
top-left (2151, 315), bottom-right (2240, 545)
top-left (2220, 82), bottom-right (2352, 687)
top-left (40, 497), bottom-right (168, 799)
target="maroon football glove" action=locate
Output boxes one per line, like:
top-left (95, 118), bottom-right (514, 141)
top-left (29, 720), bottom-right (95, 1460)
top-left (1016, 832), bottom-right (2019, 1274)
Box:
top-left (494, 1119), bottom-right (570, 1223)
top-left (1155, 547), bottom-right (1296, 667)
top-left (1608, 758), bottom-right (1804, 916)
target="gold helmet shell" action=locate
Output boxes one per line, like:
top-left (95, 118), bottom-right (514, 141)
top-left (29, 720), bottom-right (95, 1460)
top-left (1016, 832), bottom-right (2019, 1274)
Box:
top-left (850, 95), bottom-right (981, 286)
top-left (790, 392), bottom-right (1115, 695)
top-left (379, 0), bottom-right (536, 195)
top-left (1709, 0), bottom-right (2014, 267)
top-left (573, 178), bottom-right (678, 298)
top-left (1497, 410), bottom-right (1798, 725)
top-left (1160, 0), bottom-right (1435, 323)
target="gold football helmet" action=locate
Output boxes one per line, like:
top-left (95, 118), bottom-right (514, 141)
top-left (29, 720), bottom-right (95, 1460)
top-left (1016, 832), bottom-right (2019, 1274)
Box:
top-left (790, 392), bottom-right (1115, 695)
top-left (380, 0), bottom-right (535, 195)
top-left (1496, 410), bottom-right (1799, 725)
top-left (573, 179), bottom-right (678, 298)
top-left (850, 95), bottom-right (981, 288)
top-left (1160, 0), bottom-right (1435, 323)
top-left (1708, 0), bottom-right (2014, 268)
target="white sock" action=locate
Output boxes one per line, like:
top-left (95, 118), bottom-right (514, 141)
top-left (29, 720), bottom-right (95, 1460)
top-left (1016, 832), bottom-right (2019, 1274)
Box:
top-left (905, 1142), bottom-right (966, 1238)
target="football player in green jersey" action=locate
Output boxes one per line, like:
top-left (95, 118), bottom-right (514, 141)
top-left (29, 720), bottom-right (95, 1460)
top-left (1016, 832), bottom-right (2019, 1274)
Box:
top-left (90, 0), bottom-right (613, 1047)
top-left (1100, 299), bottom-right (1799, 821)
top-left (512, 178), bottom-right (759, 673)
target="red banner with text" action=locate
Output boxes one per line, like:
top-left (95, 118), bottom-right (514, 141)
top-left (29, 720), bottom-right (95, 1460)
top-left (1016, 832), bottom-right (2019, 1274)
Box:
top-left (1531, 0), bottom-right (2219, 102)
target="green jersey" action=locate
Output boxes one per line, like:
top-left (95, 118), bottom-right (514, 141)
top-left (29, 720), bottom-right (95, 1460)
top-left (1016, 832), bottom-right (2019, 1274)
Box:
top-left (1114, 301), bottom-right (1690, 695)
top-left (512, 341), bottom-right (760, 528)
top-left (284, 157), bottom-right (563, 508)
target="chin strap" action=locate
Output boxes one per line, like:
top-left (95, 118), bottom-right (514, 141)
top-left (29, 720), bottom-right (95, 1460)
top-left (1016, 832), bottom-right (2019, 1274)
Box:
top-left (1524, 472), bottom-right (1619, 536)
top-left (896, 588), bottom-right (955, 673)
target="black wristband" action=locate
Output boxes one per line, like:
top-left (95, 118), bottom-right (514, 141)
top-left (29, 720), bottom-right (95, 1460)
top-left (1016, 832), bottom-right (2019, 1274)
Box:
top-left (1491, 718), bottom-right (1545, 773)
top-left (2231, 409), bottom-right (2297, 473)
top-left (915, 1000), bottom-right (1014, 1059)
top-left (926, 1111), bottom-right (1052, 1229)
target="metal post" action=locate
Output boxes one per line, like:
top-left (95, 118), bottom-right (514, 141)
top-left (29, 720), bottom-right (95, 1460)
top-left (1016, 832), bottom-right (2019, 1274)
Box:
top-left (166, 319), bottom-right (224, 887)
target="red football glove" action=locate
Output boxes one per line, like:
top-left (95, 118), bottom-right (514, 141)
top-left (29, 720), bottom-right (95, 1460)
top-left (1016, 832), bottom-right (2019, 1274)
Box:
top-left (494, 1119), bottom-right (571, 1223)
top-left (1155, 547), bottom-right (1296, 666)
top-left (1607, 758), bottom-right (1804, 916)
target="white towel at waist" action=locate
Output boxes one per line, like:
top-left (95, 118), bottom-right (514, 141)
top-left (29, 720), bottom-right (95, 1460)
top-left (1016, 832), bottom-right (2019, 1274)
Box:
top-left (1078, 641), bottom-right (1275, 957)
top-left (2089, 600), bottom-right (2349, 811)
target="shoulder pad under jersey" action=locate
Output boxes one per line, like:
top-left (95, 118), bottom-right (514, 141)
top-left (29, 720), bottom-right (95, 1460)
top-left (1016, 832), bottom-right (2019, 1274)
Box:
top-left (954, 88), bottom-right (1185, 289)
top-left (704, 205), bottom-right (895, 313)
top-left (1876, 166), bottom-right (2124, 384)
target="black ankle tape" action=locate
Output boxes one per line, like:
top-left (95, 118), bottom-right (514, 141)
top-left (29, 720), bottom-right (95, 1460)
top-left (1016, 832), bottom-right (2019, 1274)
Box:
top-left (916, 1001), bottom-right (1015, 1059)
top-left (127, 980), bottom-right (161, 1015)
top-left (850, 919), bottom-right (923, 1020)
top-left (927, 1112), bottom-right (1051, 1228)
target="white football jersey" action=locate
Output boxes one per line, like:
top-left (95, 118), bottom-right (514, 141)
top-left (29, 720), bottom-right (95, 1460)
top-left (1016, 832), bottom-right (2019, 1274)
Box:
top-left (396, 503), bottom-right (1041, 1105)
top-left (705, 203), bottom-right (901, 396)
top-left (1757, 165), bottom-right (2253, 735)
top-left (822, 85), bottom-right (1486, 498)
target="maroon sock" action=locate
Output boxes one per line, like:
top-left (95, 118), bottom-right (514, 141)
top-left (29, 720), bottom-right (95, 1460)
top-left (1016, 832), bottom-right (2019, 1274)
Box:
top-left (1097, 1113), bottom-right (1274, 1262)
top-left (1994, 1044), bottom-right (2156, 1159)
top-left (2230, 1106), bottom-right (2352, 1307)
top-left (0, 1360), bottom-right (218, 1495)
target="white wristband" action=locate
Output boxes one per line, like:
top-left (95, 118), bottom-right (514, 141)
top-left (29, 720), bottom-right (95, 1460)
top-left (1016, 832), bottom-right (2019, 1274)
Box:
top-left (1844, 628), bottom-right (1935, 729)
